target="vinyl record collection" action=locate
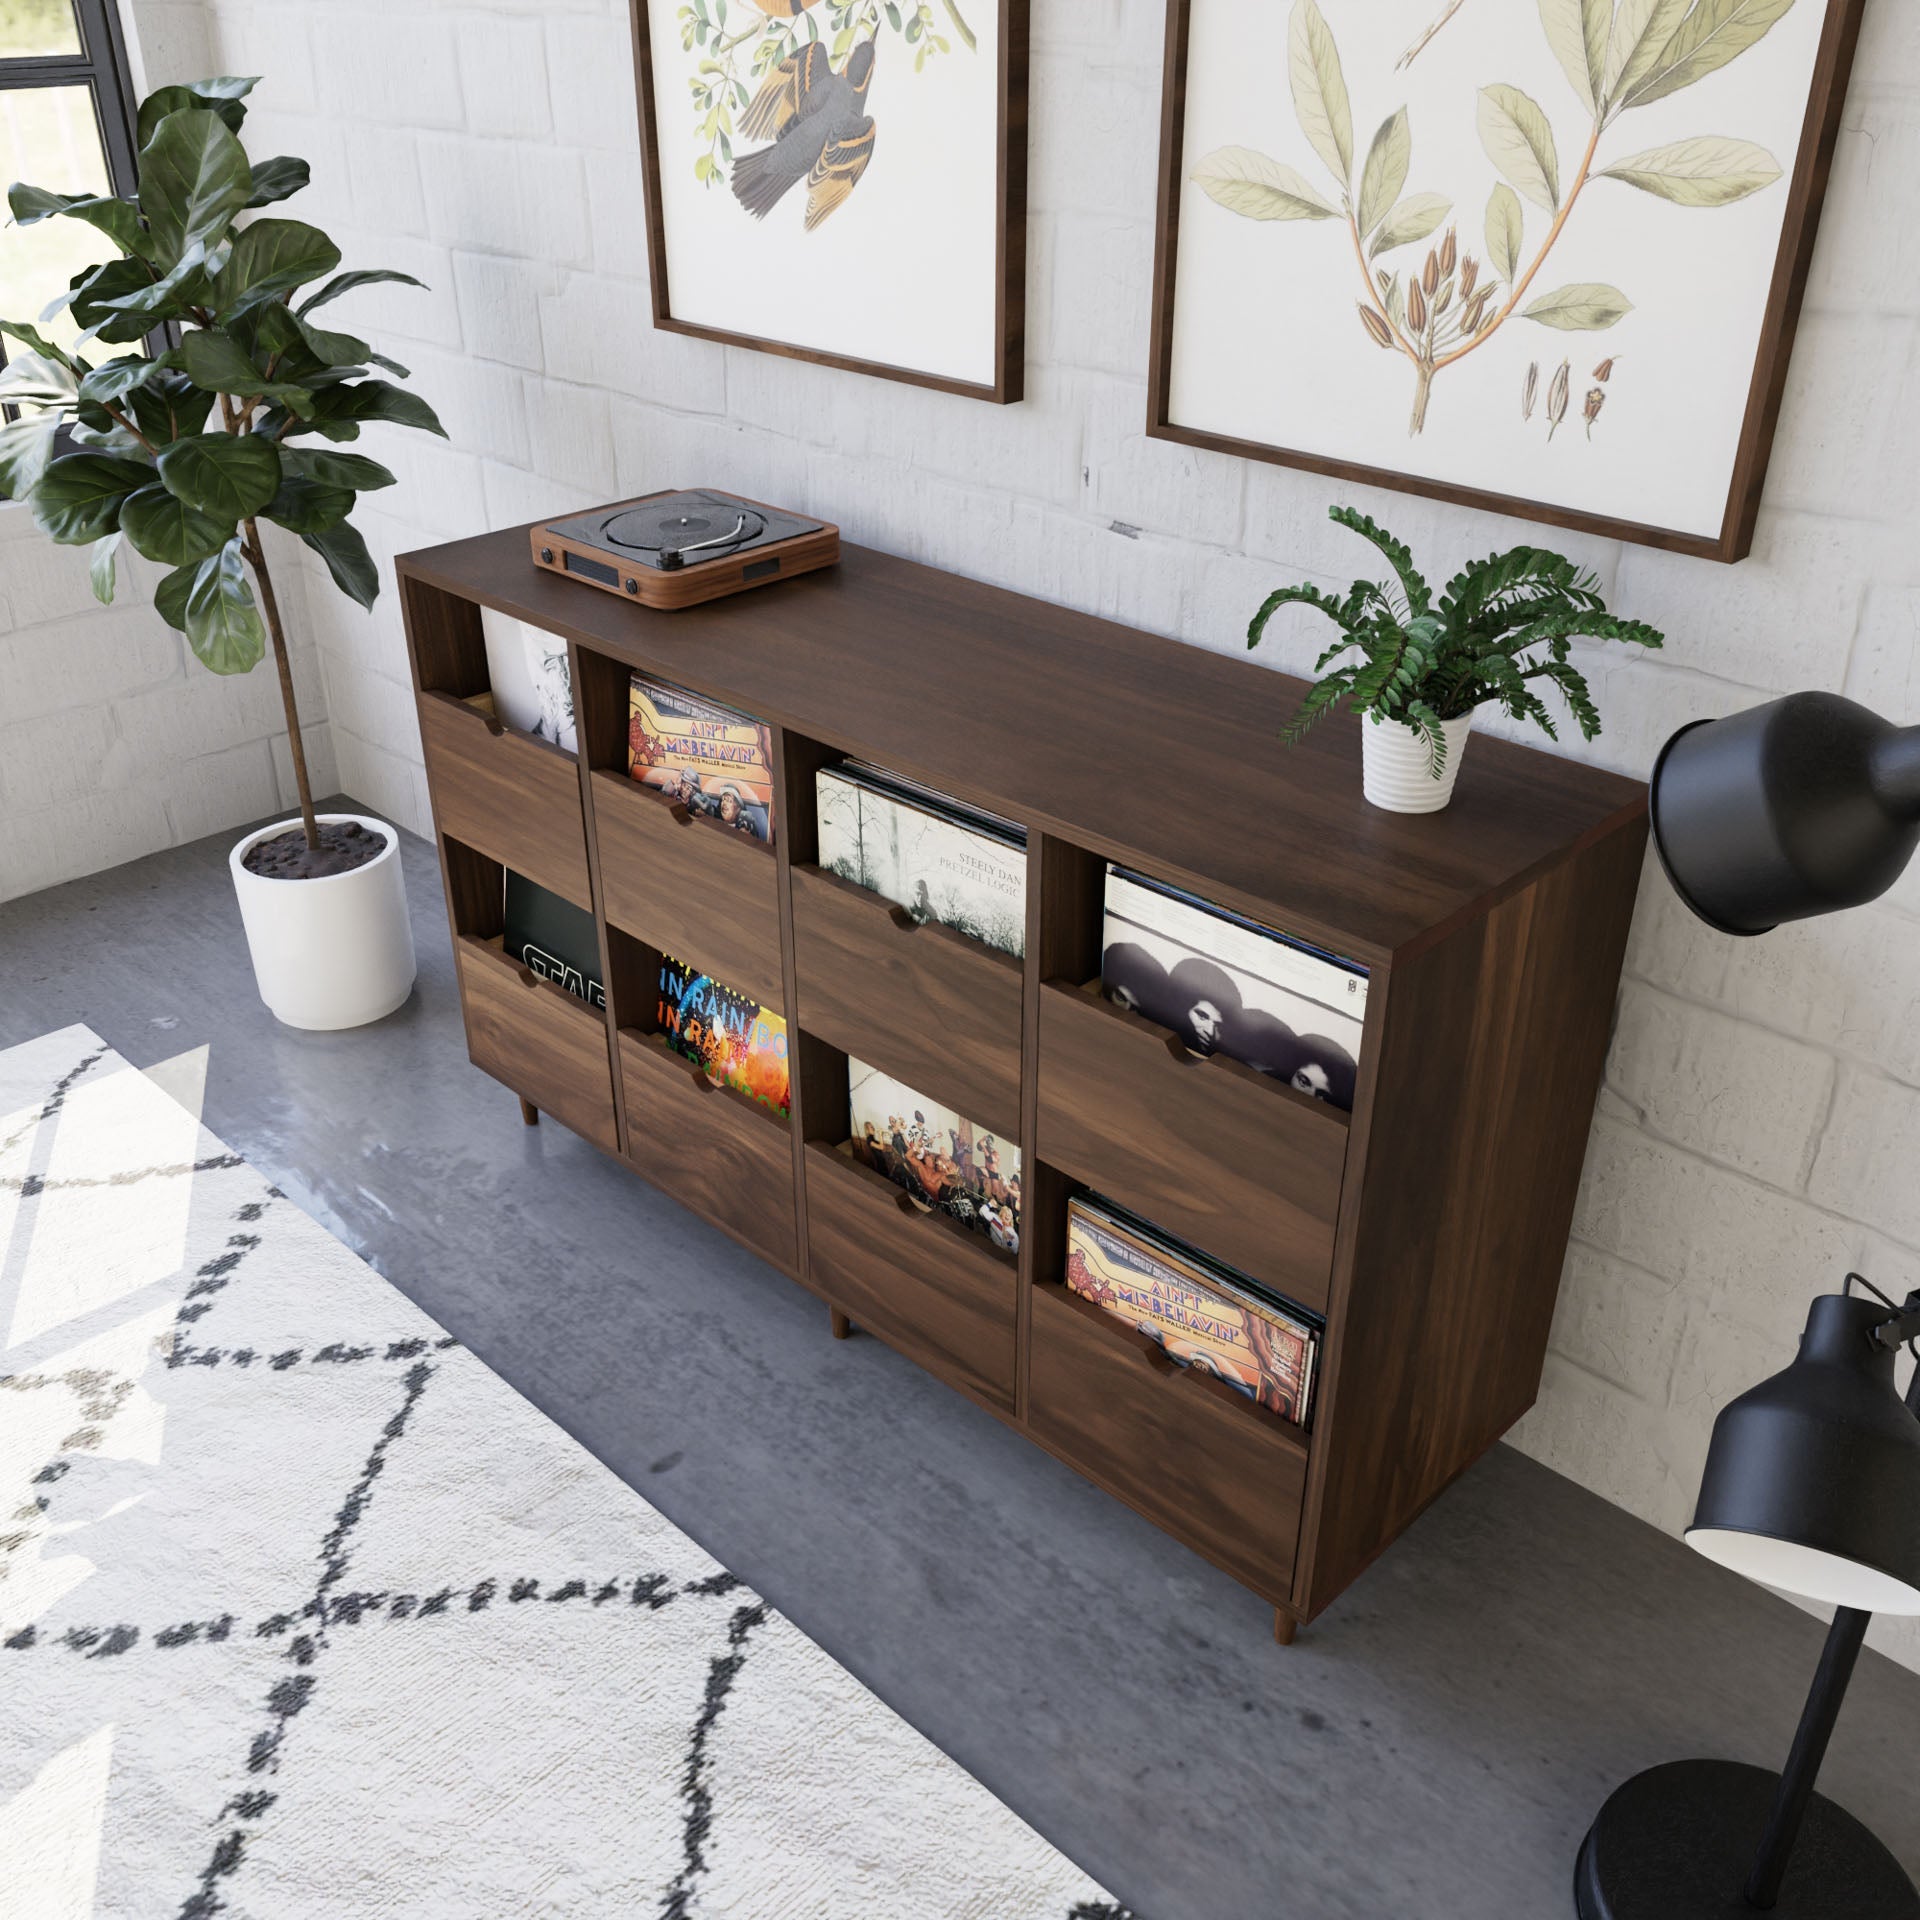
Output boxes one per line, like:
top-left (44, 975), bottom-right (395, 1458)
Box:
top-left (496, 656), bottom-right (1359, 1429)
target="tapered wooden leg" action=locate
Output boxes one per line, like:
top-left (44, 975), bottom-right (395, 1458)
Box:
top-left (1273, 1607), bottom-right (1298, 1646)
top-left (829, 1308), bottom-right (852, 1340)
top-left (518, 1097), bottom-right (539, 1127)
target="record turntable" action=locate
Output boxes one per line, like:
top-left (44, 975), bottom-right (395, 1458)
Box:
top-left (531, 489), bottom-right (840, 610)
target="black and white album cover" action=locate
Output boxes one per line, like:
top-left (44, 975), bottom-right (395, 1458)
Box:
top-left (1101, 867), bottom-right (1366, 1110)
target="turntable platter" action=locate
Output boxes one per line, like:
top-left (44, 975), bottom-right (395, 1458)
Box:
top-left (602, 502), bottom-right (770, 554)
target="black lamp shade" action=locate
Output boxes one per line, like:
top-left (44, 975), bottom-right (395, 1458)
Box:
top-left (1686, 1293), bottom-right (1920, 1613)
top-left (1650, 692), bottom-right (1920, 935)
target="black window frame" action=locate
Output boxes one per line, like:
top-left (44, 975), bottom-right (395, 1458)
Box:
top-left (1, 0), bottom-right (143, 412)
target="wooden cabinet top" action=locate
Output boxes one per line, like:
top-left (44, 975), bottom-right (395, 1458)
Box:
top-left (398, 524), bottom-right (1646, 965)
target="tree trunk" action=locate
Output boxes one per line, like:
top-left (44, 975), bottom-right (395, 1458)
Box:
top-left (1409, 362), bottom-right (1435, 436)
top-left (242, 518), bottom-right (321, 852)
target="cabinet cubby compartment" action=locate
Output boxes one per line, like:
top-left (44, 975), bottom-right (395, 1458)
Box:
top-left (418, 688), bottom-right (593, 912)
top-left (455, 932), bottom-right (617, 1153)
top-left (618, 1029), bottom-right (799, 1277)
top-left (1035, 978), bottom-right (1348, 1317)
top-left (1028, 1277), bottom-right (1306, 1604)
top-left (803, 1141), bottom-right (1018, 1413)
top-left (790, 861), bottom-right (1024, 1141)
top-left (589, 769), bottom-right (785, 1011)
top-left (600, 922), bottom-right (797, 1274)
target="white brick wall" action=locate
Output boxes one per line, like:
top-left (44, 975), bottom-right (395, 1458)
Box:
top-left (4, 0), bottom-right (1917, 1666)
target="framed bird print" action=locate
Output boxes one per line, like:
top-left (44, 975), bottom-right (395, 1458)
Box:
top-left (630, 0), bottom-right (1027, 402)
top-left (1147, 0), bottom-right (1866, 561)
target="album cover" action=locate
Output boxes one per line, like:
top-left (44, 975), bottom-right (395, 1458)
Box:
top-left (1101, 866), bottom-right (1367, 1111)
top-left (657, 956), bottom-right (790, 1117)
top-left (1064, 1196), bottom-right (1318, 1426)
top-left (816, 763), bottom-right (1027, 958)
top-left (628, 673), bottom-right (776, 844)
top-left (846, 1057), bottom-right (1020, 1254)
top-left (522, 626), bottom-right (576, 752)
top-left (503, 871), bottom-right (604, 1008)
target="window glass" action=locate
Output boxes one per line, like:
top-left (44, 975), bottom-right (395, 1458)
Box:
top-left (0, 82), bottom-right (117, 359)
top-left (0, 0), bottom-right (84, 60)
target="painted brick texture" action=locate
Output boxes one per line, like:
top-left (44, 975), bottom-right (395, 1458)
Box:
top-left (2, 0), bottom-right (1915, 1665)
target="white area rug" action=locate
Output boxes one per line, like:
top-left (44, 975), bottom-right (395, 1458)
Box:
top-left (0, 1027), bottom-right (1133, 1920)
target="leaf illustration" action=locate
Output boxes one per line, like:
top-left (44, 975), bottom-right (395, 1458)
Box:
top-left (1369, 192), bottom-right (1452, 256)
top-left (1478, 84), bottom-right (1561, 212)
top-left (1485, 182), bottom-right (1524, 281)
top-left (1538, 0), bottom-right (1610, 110)
top-left (1289, 0), bottom-right (1354, 187)
top-left (1602, 0), bottom-right (1692, 106)
top-left (1599, 136), bottom-right (1783, 205)
top-left (1623, 0), bottom-right (1797, 110)
top-left (1192, 147), bottom-right (1341, 221)
top-left (1357, 109), bottom-right (1411, 237)
top-left (1522, 282), bottom-right (1634, 329)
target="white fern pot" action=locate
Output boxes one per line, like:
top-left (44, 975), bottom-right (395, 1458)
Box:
top-left (229, 813), bottom-right (416, 1030)
top-left (1361, 709), bottom-right (1478, 814)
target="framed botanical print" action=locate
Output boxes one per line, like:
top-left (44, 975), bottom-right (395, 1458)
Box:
top-left (630, 0), bottom-right (1026, 403)
top-left (1147, 0), bottom-right (1866, 560)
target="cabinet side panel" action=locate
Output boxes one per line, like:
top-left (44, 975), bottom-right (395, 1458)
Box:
top-left (1299, 811), bottom-right (1647, 1618)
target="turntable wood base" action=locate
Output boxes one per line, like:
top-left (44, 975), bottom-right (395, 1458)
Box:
top-left (530, 490), bottom-right (841, 610)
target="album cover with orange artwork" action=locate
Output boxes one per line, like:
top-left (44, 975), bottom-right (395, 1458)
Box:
top-left (657, 956), bottom-right (789, 1117)
top-left (629, 674), bottom-right (776, 844)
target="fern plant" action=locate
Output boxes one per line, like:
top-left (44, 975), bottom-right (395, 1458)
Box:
top-left (1250, 505), bottom-right (1663, 777)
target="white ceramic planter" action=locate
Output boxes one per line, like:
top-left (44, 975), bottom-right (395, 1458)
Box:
top-left (229, 813), bottom-right (416, 1030)
top-left (1362, 709), bottom-right (1477, 814)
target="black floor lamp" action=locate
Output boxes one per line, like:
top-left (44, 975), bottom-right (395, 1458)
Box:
top-left (1576, 692), bottom-right (1920, 1920)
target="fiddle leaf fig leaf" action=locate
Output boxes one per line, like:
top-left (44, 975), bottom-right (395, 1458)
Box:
top-left (120, 482), bottom-right (237, 566)
top-left (303, 519), bottom-right (380, 609)
top-left (307, 379), bottom-right (446, 438)
top-left (183, 541), bottom-right (267, 674)
top-left (214, 217), bottom-right (341, 307)
top-left (31, 453), bottom-right (155, 545)
top-left (154, 559), bottom-right (197, 632)
top-left (137, 81), bottom-right (250, 150)
top-left (263, 474), bottom-right (354, 536)
top-left (278, 446), bottom-right (397, 491)
top-left (156, 431), bottom-right (282, 520)
top-left (295, 268), bottom-right (427, 315)
top-left (79, 356), bottom-right (165, 408)
top-left (138, 109), bottom-right (251, 267)
top-left (0, 350), bottom-right (79, 405)
top-left (0, 410), bottom-right (65, 501)
top-left (90, 530), bottom-right (122, 604)
top-left (244, 155), bottom-right (311, 207)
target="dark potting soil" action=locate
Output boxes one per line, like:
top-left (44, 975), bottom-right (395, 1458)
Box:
top-left (242, 820), bottom-right (389, 880)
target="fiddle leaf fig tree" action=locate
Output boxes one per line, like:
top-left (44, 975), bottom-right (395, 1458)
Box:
top-left (1, 75), bottom-right (443, 853)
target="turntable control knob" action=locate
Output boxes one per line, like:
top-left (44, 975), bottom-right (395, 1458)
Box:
top-left (539, 546), bottom-right (554, 563)
top-left (625, 578), bottom-right (639, 595)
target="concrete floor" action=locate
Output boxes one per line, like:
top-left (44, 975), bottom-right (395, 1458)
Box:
top-left (4, 804), bottom-right (1916, 1919)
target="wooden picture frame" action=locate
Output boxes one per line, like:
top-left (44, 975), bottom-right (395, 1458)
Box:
top-left (629, 0), bottom-right (1027, 404)
top-left (1147, 0), bottom-right (1867, 562)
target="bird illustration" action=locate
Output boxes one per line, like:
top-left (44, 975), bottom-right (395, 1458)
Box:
top-left (731, 37), bottom-right (877, 233)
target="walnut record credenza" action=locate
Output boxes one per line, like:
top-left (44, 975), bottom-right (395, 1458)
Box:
top-left (397, 523), bottom-right (1647, 1644)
